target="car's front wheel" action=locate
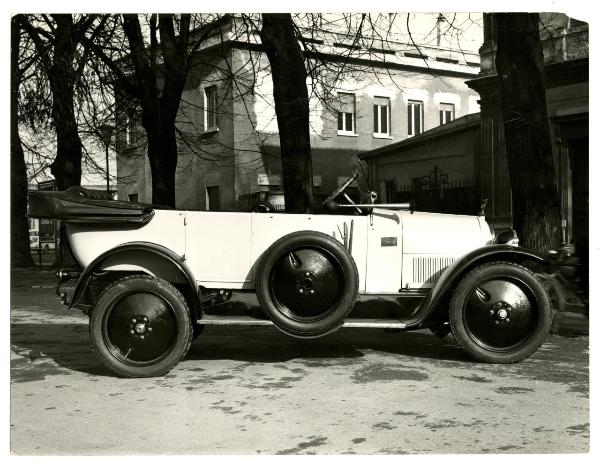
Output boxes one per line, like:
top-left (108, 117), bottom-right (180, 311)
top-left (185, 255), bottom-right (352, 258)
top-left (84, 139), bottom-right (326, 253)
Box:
top-left (449, 261), bottom-right (552, 363)
top-left (89, 275), bottom-right (193, 377)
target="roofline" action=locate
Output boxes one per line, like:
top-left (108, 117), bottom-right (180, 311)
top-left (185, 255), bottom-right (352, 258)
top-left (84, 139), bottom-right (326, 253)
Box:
top-left (359, 112), bottom-right (481, 160)
top-left (226, 40), bottom-right (478, 78)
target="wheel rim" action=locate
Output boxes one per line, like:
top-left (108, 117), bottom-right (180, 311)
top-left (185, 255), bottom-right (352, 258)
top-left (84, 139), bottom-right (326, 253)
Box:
top-left (269, 246), bottom-right (344, 321)
top-left (103, 291), bottom-right (178, 365)
top-left (463, 277), bottom-right (537, 351)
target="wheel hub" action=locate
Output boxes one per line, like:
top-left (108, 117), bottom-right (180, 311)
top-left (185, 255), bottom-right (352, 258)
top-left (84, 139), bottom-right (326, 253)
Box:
top-left (129, 316), bottom-right (153, 339)
top-left (270, 247), bottom-right (343, 320)
top-left (134, 323), bottom-right (147, 334)
top-left (464, 278), bottom-right (536, 351)
top-left (297, 271), bottom-right (318, 295)
top-left (489, 301), bottom-right (512, 326)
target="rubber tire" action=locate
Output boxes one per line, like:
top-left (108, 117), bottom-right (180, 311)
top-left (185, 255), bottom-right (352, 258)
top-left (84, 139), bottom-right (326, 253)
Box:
top-left (256, 231), bottom-right (359, 338)
top-left (449, 261), bottom-right (552, 363)
top-left (89, 275), bottom-right (193, 378)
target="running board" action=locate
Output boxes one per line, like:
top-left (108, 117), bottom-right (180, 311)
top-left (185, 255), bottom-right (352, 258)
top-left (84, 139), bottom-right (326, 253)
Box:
top-left (197, 315), bottom-right (407, 329)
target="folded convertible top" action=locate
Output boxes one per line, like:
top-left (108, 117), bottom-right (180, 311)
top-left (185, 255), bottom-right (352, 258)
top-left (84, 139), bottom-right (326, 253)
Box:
top-left (28, 187), bottom-right (156, 225)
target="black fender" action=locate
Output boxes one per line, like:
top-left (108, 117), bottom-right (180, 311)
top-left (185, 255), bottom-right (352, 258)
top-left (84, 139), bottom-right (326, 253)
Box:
top-left (68, 241), bottom-right (199, 318)
top-left (405, 245), bottom-right (549, 327)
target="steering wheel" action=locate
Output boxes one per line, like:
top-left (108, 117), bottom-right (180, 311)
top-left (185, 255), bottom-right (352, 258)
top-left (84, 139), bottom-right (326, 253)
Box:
top-left (321, 172), bottom-right (360, 207)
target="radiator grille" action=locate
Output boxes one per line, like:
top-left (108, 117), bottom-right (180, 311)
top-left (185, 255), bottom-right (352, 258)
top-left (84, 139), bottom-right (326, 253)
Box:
top-left (412, 256), bottom-right (457, 284)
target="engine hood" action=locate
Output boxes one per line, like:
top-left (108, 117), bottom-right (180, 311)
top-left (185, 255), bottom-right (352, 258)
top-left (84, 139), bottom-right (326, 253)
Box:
top-left (401, 211), bottom-right (492, 255)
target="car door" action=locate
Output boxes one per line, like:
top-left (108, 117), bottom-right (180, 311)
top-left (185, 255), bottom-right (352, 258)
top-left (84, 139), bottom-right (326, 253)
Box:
top-left (364, 210), bottom-right (403, 294)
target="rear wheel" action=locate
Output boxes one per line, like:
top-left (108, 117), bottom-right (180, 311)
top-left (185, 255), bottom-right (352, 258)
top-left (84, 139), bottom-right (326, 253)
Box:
top-left (89, 275), bottom-right (193, 377)
top-left (256, 231), bottom-right (358, 338)
top-left (449, 262), bottom-right (552, 363)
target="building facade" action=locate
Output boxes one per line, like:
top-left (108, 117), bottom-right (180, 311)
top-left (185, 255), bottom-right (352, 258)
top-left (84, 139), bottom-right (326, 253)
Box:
top-left (361, 13), bottom-right (588, 246)
top-left (115, 15), bottom-right (482, 211)
top-left (360, 112), bottom-right (482, 215)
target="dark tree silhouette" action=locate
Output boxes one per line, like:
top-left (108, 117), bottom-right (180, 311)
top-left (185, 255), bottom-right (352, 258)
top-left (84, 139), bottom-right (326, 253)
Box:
top-left (495, 13), bottom-right (562, 252)
top-left (20, 15), bottom-right (99, 190)
top-left (11, 16), bottom-right (35, 267)
top-left (84, 14), bottom-right (228, 207)
top-left (260, 13), bottom-right (314, 213)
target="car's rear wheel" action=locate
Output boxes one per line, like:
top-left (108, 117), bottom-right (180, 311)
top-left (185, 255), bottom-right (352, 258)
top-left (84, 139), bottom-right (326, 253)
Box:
top-left (449, 261), bottom-right (552, 363)
top-left (89, 275), bottom-right (193, 377)
top-left (256, 231), bottom-right (358, 338)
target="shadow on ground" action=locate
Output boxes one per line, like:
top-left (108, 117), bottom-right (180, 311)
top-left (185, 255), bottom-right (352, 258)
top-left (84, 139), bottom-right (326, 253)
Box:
top-left (11, 321), bottom-right (474, 379)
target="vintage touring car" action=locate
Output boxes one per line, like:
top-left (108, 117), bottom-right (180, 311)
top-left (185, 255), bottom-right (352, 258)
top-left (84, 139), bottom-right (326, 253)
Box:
top-left (28, 173), bottom-right (552, 377)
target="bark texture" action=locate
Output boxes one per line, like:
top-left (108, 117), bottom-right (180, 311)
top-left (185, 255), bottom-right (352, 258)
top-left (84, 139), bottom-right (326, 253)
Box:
top-left (11, 16), bottom-right (35, 267)
top-left (120, 14), bottom-right (190, 207)
top-left (495, 13), bottom-right (562, 253)
top-left (48, 15), bottom-right (84, 189)
top-left (260, 14), bottom-right (314, 213)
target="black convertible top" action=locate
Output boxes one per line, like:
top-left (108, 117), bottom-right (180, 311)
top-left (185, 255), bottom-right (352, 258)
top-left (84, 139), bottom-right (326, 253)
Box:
top-left (27, 187), bottom-right (156, 225)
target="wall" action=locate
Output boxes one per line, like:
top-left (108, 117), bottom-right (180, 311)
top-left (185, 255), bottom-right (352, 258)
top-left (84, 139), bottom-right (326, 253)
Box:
top-left (229, 46), bottom-right (481, 204)
top-left (116, 18), bottom-right (482, 211)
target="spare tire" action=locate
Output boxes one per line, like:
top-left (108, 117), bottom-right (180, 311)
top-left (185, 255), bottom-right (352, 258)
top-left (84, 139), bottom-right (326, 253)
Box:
top-left (255, 231), bottom-right (359, 338)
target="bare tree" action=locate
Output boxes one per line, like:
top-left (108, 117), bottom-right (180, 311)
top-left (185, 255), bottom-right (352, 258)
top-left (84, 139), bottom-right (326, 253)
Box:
top-left (19, 14), bottom-right (103, 190)
top-left (11, 16), bottom-right (35, 267)
top-left (494, 13), bottom-right (562, 252)
top-left (83, 14), bottom-right (228, 207)
top-left (259, 13), bottom-right (314, 213)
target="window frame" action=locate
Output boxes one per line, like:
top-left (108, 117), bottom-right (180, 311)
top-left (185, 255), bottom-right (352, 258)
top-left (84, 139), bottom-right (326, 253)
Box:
top-left (336, 92), bottom-right (357, 136)
top-left (407, 100), bottom-right (424, 136)
top-left (439, 102), bottom-right (455, 125)
top-left (204, 85), bottom-right (218, 132)
top-left (125, 111), bottom-right (135, 145)
top-left (373, 96), bottom-right (391, 138)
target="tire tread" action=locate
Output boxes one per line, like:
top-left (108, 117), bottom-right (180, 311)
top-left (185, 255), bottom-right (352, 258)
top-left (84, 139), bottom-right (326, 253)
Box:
top-left (89, 274), bottom-right (193, 377)
top-left (449, 261), bottom-right (552, 363)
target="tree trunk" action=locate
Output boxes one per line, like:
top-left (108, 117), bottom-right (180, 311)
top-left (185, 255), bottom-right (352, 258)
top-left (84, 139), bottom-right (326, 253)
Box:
top-left (494, 13), bottom-right (562, 253)
top-left (11, 16), bottom-right (35, 268)
top-left (260, 13), bottom-right (313, 213)
top-left (145, 118), bottom-right (178, 207)
top-left (121, 14), bottom-right (185, 209)
top-left (49, 14), bottom-right (83, 190)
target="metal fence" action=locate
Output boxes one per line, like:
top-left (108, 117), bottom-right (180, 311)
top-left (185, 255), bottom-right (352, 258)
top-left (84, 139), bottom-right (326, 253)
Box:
top-left (392, 180), bottom-right (478, 215)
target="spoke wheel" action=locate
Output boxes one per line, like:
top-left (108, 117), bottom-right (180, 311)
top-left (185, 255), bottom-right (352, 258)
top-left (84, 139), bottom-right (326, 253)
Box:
top-left (90, 275), bottom-right (193, 377)
top-left (450, 262), bottom-right (552, 363)
top-left (256, 231), bottom-right (358, 338)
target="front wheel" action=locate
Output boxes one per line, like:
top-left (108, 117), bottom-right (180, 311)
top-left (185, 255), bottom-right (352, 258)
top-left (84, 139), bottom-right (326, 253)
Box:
top-left (449, 262), bottom-right (552, 363)
top-left (89, 275), bottom-right (193, 377)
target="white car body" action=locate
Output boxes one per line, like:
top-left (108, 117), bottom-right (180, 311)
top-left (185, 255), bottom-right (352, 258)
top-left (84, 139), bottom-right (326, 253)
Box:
top-left (67, 208), bottom-right (493, 295)
top-left (28, 184), bottom-right (552, 377)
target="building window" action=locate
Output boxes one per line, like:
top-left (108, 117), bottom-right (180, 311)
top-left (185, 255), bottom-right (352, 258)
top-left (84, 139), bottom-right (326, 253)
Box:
top-left (206, 186), bottom-right (220, 211)
top-left (204, 86), bottom-right (218, 131)
top-left (337, 92), bottom-right (356, 135)
top-left (125, 111), bottom-right (135, 145)
top-left (439, 103), bottom-right (455, 125)
top-left (128, 193), bottom-right (138, 203)
top-left (373, 96), bottom-right (391, 137)
top-left (407, 100), bottom-right (423, 136)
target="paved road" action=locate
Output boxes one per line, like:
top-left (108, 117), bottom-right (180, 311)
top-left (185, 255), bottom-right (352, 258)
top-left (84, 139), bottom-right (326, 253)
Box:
top-left (10, 284), bottom-right (589, 455)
